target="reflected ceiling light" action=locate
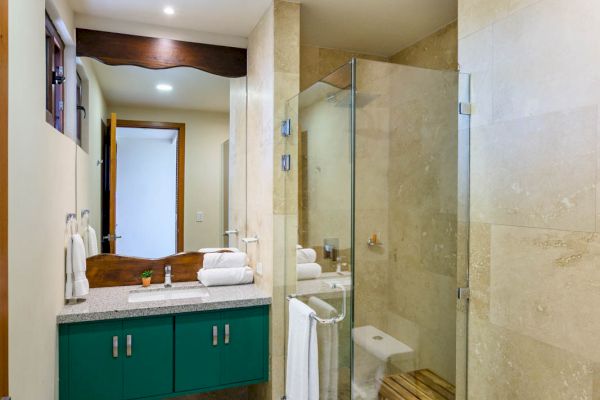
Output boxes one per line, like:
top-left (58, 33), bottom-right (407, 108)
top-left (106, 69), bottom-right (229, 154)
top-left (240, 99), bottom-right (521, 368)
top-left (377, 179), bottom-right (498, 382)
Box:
top-left (156, 83), bottom-right (173, 92)
top-left (163, 6), bottom-right (175, 15)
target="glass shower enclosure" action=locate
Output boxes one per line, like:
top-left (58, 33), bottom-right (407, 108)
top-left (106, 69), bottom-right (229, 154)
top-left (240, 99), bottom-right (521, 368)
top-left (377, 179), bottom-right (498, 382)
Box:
top-left (283, 59), bottom-right (470, 400)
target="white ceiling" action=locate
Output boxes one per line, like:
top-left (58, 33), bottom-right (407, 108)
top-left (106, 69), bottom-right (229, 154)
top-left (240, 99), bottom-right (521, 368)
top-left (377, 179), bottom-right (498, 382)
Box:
top-left (87, 59), bottom-right (231, 112)
top-left (69, 0), bottom-right (272, 42)
top-left (71, 0), bottom-right (456, 59)
top-left (300, 0), bottom-right (457, 56)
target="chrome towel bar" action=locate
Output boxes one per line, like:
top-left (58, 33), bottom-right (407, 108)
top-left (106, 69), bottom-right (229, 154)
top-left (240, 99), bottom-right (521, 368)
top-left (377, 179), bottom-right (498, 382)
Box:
top-left (287, 282), bottom-right (347, 325)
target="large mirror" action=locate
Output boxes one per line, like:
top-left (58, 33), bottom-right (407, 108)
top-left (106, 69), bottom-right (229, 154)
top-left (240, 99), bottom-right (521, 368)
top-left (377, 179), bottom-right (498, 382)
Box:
top-left (74, 57), bottom-right (247, 258)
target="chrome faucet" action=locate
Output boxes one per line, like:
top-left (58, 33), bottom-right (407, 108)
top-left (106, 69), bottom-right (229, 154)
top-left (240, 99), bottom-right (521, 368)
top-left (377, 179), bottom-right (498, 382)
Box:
top-left (164, 265), bottom-right (173, 288)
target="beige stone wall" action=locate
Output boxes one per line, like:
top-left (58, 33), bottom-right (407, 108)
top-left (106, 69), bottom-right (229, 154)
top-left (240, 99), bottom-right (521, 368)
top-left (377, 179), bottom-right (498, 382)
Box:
top-left (246, 2), bottom-right (300, 399)
top-left (390, 21), bottom-right (458, 71)
top-left (300, 45), bottom-right (386, 91)
top-left (228, 77), bottom-right (248, 250)
top-left (459, 0), bottom-right (600, 398)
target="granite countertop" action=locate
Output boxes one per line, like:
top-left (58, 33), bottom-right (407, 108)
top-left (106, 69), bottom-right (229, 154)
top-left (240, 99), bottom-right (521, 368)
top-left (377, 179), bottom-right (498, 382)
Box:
top-left (57, 282), bottom-right (272, 324)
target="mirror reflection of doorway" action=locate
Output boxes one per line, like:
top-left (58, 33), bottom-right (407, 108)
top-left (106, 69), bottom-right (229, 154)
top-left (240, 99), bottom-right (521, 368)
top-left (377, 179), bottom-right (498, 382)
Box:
top-left (101, 118), bottom-right (185, 257)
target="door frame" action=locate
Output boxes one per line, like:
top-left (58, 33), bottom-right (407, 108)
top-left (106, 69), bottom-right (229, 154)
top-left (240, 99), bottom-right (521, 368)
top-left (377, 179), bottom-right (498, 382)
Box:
top-left (105, 119), bottom-right (186, 254)
top-left (0, 0), bottom-right (8, 394)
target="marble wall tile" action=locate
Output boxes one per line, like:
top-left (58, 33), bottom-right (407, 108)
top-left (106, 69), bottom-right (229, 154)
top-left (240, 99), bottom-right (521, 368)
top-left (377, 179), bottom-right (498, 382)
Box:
top-left (468, 316), bottom-right (595, 400)
top-left (489, 224), bottom-right (600, 362)
top-left (460, 0), bottom-right (600, 397)
top-left (471, 107), bottom-right (597, 232)
top-left (390, 21), bottom-right (458, 71)
top-left (457, 26), bottom-right (493, 128)
top-left (492, 0), bottom-right (600, 123)
top-left (458, 0), bottom-right (509, 39)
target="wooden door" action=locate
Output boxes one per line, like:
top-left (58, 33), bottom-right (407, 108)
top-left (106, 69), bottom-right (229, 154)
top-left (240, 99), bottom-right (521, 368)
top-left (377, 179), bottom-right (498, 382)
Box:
top-left (64, 320), bottom-right (124, 400)
top-left (108, 113), bottom-right (117, 253)
top-left (174, 311), bottom-right (221, 392)
top-left (101, 113), bottom-right (118, 253)
top-left (122, 317), bottom-right (173, 399)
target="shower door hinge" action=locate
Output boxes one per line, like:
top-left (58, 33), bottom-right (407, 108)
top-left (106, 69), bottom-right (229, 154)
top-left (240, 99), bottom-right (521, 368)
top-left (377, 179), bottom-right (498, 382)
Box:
top-left (281, 154), bottom-right (291, 171)
top-left (457, 287), bottom-right (470, 300)
top-left (458, 102), bottom-right (472, 115)
top-left (281, 119), bottom-right (291, 137)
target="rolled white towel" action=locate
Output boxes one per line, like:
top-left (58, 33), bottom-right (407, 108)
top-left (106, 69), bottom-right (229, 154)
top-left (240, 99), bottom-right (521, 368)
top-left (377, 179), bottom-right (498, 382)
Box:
top-left (203, 252), bottom-right (248, 269)
top-left (197, 266), bottom-right (254, 286)
top-left (297, 248), bottom-right (317, 264)
top-left (199, 247), bottom-right (240, 253)
top-left (297, 263), bottom-right (322, 281)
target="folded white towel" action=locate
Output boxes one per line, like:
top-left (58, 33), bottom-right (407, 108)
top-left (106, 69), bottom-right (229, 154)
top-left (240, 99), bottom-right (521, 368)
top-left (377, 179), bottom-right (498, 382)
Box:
top-left (286, 298), bottom-right (319, 400)
top-left (297, 248), bottom-right (317, 264)
top-left (297, 263), bottom-right (322, 281)
top-left (308, 297), bottom-right (339, 400)
top-left (66, 234), bottom-right (89, 299)
top-left (82, 226), bottom-right (99, 257)
top-left (296, 244), bottom-right (303, 250)
top-left (199, 247), bottom-right (240, 253)
top-left (203, 252), bottom-right (248, 269)
top-left (197, 266), bottom-right (254, 286)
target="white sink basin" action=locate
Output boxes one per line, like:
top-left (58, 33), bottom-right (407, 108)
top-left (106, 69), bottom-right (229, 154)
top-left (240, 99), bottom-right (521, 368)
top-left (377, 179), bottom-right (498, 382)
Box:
top-left (128, 286), bottom-right (209, 303)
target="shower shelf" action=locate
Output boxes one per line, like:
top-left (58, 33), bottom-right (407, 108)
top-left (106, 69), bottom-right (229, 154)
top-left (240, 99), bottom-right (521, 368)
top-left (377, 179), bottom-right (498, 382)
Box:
top-left (367, 239), bottom-right (384, 247)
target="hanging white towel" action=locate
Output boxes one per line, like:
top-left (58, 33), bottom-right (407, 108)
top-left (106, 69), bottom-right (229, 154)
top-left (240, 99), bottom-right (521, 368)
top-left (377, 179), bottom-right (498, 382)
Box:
top-left (202, 252), bottom-right (248, 269)
top-left (82, 226), bottom-right (99, 257)
top-left (197, 266), bottom-right (254, 286)
top-left (297, 248), bottom-right (317, 264)
top-left (308, 297), bottom-right (339, 400)
top-left (66, 234), bottom-right (89, 299)
top-left (286, 298), bottom-right (319, 400)
top-left (297, 263), bottom-right (322, 281)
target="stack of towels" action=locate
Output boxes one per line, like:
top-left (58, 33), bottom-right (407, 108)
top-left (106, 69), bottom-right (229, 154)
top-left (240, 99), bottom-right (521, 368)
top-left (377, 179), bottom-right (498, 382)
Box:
top-left (197, 252), bottom-right (254, 287)
top-left (297, 246), bottom-right (322, 281)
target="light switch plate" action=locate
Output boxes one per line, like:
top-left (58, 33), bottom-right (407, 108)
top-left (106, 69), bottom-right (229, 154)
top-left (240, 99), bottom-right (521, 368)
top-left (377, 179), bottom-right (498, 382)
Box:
top-left (196, 212), bottom-right (204, 222)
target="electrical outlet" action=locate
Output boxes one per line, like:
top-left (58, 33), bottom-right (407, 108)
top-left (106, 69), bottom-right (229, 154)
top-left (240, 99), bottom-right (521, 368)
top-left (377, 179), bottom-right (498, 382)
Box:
top-left (256, 262), bottom-right (263, 275)
top-left (196, 211), bottom-right (204, 222)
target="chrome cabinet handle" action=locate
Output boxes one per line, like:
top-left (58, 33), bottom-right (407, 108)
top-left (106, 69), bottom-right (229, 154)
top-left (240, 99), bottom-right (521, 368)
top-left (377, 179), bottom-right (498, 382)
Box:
top-left (224, 323), bottom-right (230, 344)
top-left (112, 336), bottom-right (119, 358)
top-left (212, 325), bottom-right (218, 346)
top-left (126, 334), bottom-right (132, 357)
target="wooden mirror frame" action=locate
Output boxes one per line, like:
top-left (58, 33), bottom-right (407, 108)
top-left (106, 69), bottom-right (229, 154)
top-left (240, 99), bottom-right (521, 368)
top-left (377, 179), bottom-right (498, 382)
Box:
top-left (76, 29), bottom-right (247, 78)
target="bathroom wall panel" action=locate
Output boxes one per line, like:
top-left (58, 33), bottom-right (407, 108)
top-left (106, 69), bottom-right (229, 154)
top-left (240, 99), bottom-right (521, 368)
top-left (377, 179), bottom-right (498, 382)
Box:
top-left (459, 0), bottom-right (600, 397)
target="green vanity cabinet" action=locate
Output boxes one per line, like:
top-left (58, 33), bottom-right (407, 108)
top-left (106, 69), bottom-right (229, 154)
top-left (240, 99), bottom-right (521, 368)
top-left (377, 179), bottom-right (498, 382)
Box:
top-left (175, 306), bottom-right (269, 392)
top-left (61, 320), bottom-right (124, 400)
top-left (59, 305), bottom-right (269, 400)
top-left (122, 317), bottom-right (173, 399)
top-left (220, 307), bottom-right (269, 384)
top-left (59, 316), bottom-right (173, 400)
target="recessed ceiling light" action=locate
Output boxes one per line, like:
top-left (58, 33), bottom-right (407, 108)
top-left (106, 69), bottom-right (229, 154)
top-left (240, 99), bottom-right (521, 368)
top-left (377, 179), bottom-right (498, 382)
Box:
top-left (163, 6), bottom-right (174, 15)
top-left (156, 84), bottom-right (173, 92)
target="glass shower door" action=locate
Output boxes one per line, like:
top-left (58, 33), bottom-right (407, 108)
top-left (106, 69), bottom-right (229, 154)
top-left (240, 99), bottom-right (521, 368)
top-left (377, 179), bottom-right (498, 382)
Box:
top-left (352, 59), bottom-right (469, 400)
top-left (283, 59), bottom-right (470, 400)
top-left (283, 62), bottom-right (355, 400)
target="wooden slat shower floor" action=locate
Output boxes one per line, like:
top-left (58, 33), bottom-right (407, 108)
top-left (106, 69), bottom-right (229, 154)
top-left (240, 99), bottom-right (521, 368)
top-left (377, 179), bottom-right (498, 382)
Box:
top-left (378, 369), bottom-right (455, 400)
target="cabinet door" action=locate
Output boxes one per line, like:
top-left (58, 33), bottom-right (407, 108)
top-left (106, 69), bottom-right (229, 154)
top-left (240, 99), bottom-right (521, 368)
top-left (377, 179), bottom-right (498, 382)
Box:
top-left (67, 320), bottom-right (123, 400)
top-left (122, 316), bottom-right (173, 399)
top-left (220, 306), bottom-right (268, 384)
top-left (175, 311), bottom-right (221, 392)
